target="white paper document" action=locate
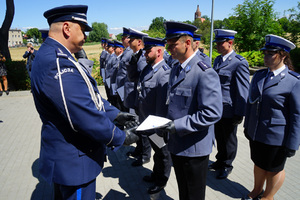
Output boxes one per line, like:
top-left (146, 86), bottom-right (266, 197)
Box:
top-left (136, 115), bottom-right (171, 131)
top-left (106, 78), bottom-right (111, 88)
top-left (149, 133), bottom-right (166, 148)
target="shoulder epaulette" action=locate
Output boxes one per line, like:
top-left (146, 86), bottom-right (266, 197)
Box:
top-left (200, 52), bottom-right (208, 58)
top-left (289, 70), bottom-right (300, 79)
top-left (56, 48), bottom-right (68, 59)
top-left (256, 68), bottom-right (268, 73)
top-left (162, 65), bottom-right (170, 71)
top-left (235, 54), bottom-right (245, 61)
top-left (197, 61), bottom-right (211, 71)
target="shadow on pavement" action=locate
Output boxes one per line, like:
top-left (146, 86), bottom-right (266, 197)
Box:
top-left (30, 158), bottom-right (53, 200)
top-left (206, 160), bottom-right (249, 199)
top-left (101, 146), bottom-right (174, 200)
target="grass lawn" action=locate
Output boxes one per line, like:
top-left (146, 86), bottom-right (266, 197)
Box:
top-left (9, 43), bottom-right (102, 61)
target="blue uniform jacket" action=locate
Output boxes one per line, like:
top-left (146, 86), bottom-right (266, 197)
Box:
top-left (105, 53), bottom-right (117, 82)
top-left (137, 60), bottom-right (170, 121)
top-left (31, 37), bottom-right (125, 186)
top-left (124, 51), bottom-right (147, 109)
top-left (167, 56), bottom-right (179, 69)
top-left (115, 47), bottom-right (133, 90)
top-left (213, 51), bottom-right (250, 118)
top-left (99, 50), bottom-right (109, 68)
top-left (167, 54), bottom-right (223, 157)
top-left (109, 55), bottom-right (121, 95)
top-left (244, 67), bottom-right (300, 150)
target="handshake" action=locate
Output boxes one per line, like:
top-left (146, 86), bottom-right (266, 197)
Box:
top-left (114, 112), bottom-right (140, 146)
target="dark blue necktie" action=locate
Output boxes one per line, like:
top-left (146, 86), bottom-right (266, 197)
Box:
top-left (265, 71), bottom-right (274, 84)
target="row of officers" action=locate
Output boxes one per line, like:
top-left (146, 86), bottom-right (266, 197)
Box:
top-left (98, 24), bottom-right (300, 200)
top-left (31, 5), bottom-right (300, 200)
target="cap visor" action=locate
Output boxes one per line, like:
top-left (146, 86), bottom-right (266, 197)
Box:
top-left (213, 38), bottom-right (227, 42)
top-left (260, 46), bottom-right (282, 51)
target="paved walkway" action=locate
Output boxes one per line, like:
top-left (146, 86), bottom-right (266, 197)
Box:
top-left (0, 87), bottom-right (299, 200)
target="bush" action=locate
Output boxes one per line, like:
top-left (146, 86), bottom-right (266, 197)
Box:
top-left (290, 47), bottom-right (300, 73)
top-left (207, 49), bottom-right (221, 66)
top-left (239, 51), bottom-right (264, 67)
top-left (91, 58), bottom-right (103, 85)
top-left (6, 60), bottom-right (30, 91)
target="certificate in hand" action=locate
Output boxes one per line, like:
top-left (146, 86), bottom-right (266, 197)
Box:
top-left (136, 115), bottom-right (171, 131)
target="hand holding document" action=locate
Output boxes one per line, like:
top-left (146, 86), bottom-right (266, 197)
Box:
top-left (136, 115), bottom-right (171, 148)
top-left (136, 115), bottom-right (171, 131)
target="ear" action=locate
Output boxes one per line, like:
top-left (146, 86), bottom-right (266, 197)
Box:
top-left (62, 22), bottom-right (71, 38)
top-left (185, 38), bottom-right (192, 47)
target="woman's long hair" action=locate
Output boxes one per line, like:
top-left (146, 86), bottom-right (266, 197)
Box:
top-left (279, 50), bottom-right (294, 71)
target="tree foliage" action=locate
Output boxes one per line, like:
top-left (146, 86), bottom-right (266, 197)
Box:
top-left (223, 0), bottom-right (283, 52)
top-left (282, 2), bottom-right (300, 44)
top-left (26, 28), bottom-right (42, 43)
top-left (26, 28), bottom-right (41, 39)
top-left (88, 22), bottom-right (109, 42)
top-left (149, 17), bottom-right (166, 33)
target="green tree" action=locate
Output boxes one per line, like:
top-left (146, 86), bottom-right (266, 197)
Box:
top-left (223, 0), bottom-right (283, 52)
top-left (213, 20), bottom-right (225, 29)
top-left (149, 17), bottom-right (166, 33)
top-left (195, 19), bottom-right (211, 45)
top-left (284, 2), bottom-right (300, 44)
top-left (26, 28), bottom-right (42, 43)
top-left (88, 22), bottom-right (109, 42)
top-left (26, 28), bottom-right (41, 38)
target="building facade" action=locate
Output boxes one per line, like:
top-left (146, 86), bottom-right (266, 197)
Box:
top-left (8, 29), bottom-right (23, 47)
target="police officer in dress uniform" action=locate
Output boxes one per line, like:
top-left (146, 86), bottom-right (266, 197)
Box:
top-left (125, 28), bottom-right (152, 166)
top-left (193, 33), bottom-right (210, 64)
top-left (157, 21), bottom-right (223, 200)
top-left (242, 35), bottom-right (300, 200)
top-left (109, 40), bottom-right (124, 108)
top-left (209, 29), bottom-right (250, 179)
top-left (115, 27), bottom-right (133, 112)
top-left (31, 5), bottom-right (138, 200)
top-left (136, 36), bottom-right (172, 194)
top-left (99, 38), bottom-right (109, 78)
top-left (104, 40), bottom-right (116, 103)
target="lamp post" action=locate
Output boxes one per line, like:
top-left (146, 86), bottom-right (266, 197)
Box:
top-left (209, 0), bottom-right (215, 63)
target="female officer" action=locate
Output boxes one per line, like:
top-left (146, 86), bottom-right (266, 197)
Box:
top-left (243, 34), bottom-right (300, 200)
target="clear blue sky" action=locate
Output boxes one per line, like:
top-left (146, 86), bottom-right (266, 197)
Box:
top-left (0, 0), bottom-right (298, 35)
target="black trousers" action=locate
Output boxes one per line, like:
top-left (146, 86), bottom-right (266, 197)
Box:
top-left (171, 154), bottom-right (209, 200)
top-left (54, 179), bottom-right (96, 200)
top-left (214, 117), bottom-right (238, 170)
top-left (134, 133), bottom-right (151, 160)
top-left (149, 138), bottom-right (172, 186)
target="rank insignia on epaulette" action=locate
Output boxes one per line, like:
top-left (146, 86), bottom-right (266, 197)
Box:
top-left (289, 71), bottom-right (300, 79)
top-left (197, 61), bottom-right (210, 71)
top-left (56, 48), bottom-right (68, 58)
top-left (162, 65), bottom-right (170, 71)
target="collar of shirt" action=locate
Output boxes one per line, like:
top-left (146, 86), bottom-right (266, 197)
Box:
top-left (222, 50), bottom-right (234, 62)
top-left (117, 53), bottom-right (123, 59)
top-left (181, 51), bottom-right (197, 70)
top-left (49, 37), bottom-right (72, 56)
top-left (268, 64), bottom-right (286, 77)
top-left (152, 59), bottom-right (164, 70)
